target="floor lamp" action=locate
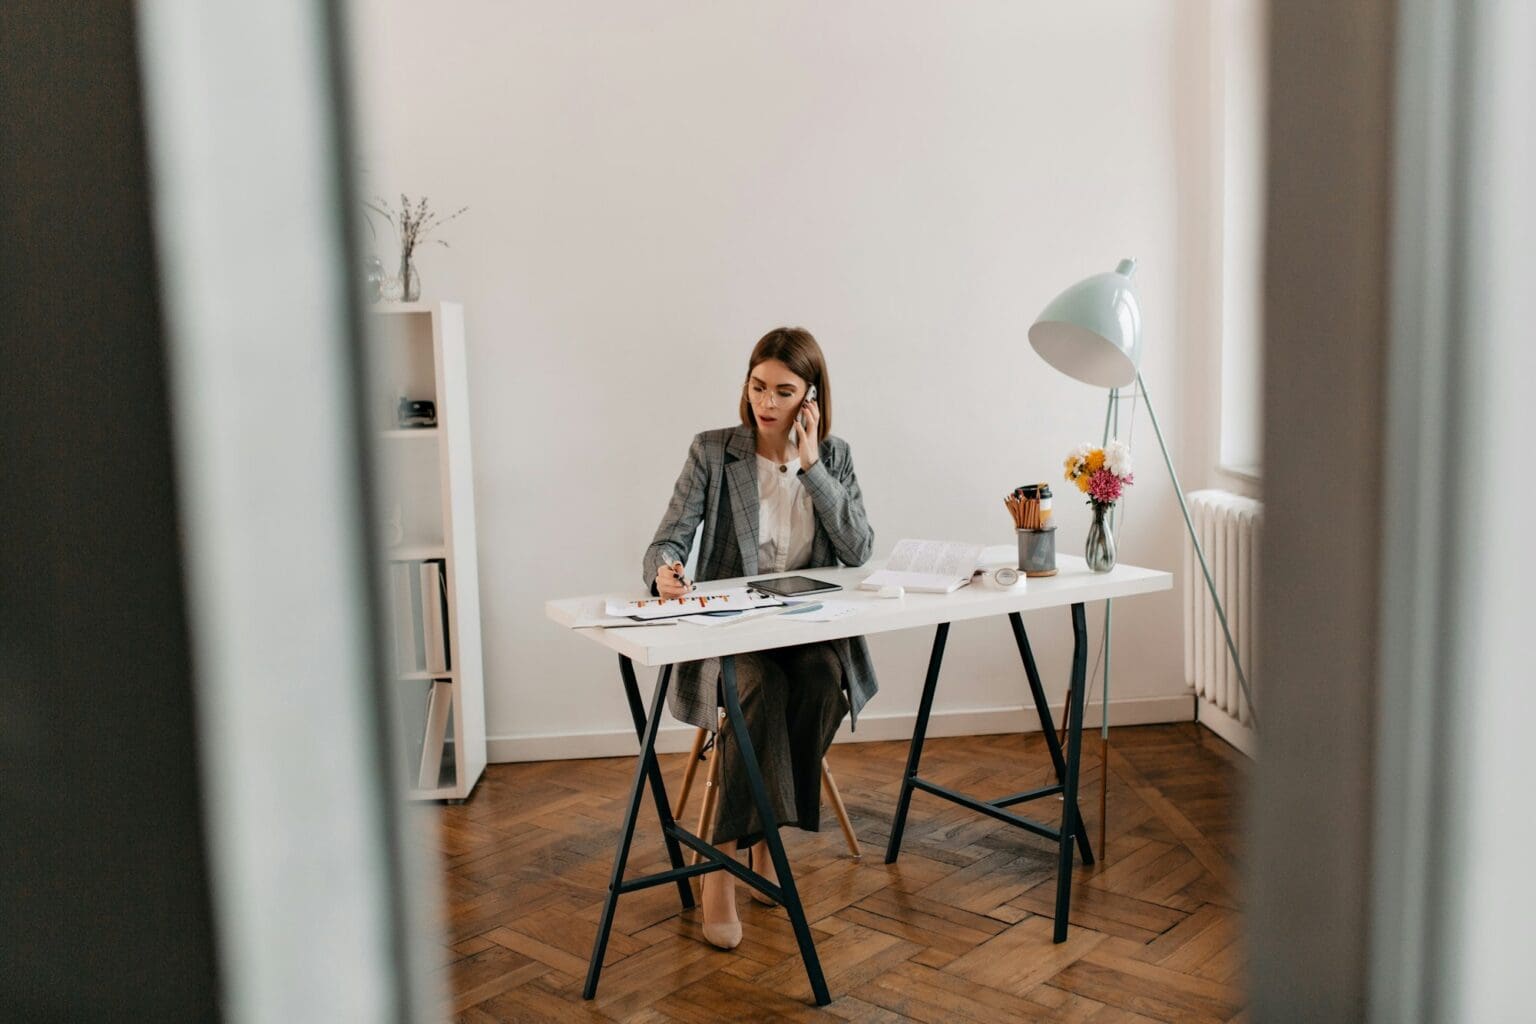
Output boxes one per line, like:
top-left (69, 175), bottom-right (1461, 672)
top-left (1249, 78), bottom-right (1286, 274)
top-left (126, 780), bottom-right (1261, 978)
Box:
top-left (1027, 258), bottom-right (1259, 857)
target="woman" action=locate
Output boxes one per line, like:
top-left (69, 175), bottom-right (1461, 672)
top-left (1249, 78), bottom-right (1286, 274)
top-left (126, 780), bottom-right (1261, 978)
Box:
top-left (643, 326), bottom-right (878, 951)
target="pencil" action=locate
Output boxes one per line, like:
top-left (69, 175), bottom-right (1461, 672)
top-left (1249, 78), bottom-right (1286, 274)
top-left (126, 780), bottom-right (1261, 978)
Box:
top-left (1005, 495), bottom-right (1023, 529)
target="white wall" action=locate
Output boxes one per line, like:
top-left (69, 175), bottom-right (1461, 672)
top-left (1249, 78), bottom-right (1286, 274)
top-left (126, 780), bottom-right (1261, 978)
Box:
top-left (352, 1), bottom-right (1219, 760)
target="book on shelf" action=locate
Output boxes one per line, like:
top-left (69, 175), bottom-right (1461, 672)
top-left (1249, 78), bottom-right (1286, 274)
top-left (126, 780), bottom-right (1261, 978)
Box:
top-left (387, 557), bottom-right (452, 677)
top-left (860, 539), bottom-right (987, 594)
top-left (396, 680), bottom-right (432, 786)
top-left (420, 559), bottom-right (451, 673)
top-left (384, 556), bottom-right (457, 790)
top-left (418, 678), bottom-right (453, 789)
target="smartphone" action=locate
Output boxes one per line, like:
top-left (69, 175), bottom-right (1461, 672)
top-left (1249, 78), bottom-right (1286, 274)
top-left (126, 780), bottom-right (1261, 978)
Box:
top-left (790, 383), bottom-right (818, 446)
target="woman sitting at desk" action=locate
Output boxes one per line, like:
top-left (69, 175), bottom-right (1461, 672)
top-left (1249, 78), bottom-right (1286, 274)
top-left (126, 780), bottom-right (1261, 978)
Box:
top-left (644, 326), bottom-right (878, 952)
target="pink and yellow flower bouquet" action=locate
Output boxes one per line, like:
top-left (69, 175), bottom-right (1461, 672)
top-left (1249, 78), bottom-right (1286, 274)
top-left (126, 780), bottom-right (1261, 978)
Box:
top-left (1063, 440), bottom-right (1134, 511)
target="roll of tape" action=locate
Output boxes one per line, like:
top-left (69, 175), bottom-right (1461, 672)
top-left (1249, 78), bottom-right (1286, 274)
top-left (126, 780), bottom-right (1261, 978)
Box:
top-left (989, 566), bottom-right (1023, 588)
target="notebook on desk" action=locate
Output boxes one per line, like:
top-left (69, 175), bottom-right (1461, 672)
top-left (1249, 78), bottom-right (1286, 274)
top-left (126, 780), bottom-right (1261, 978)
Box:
top-left (860, 539), bottom-right (987, 594)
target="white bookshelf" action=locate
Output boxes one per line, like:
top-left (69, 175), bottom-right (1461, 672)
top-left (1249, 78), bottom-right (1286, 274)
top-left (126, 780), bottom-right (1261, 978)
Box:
top-left (370, 301), bottom-right (487, 801)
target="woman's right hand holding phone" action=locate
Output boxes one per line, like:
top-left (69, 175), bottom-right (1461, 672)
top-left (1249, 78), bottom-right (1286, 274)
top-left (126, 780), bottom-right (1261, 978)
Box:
top-left (655, 560), bottom-right (692, 599)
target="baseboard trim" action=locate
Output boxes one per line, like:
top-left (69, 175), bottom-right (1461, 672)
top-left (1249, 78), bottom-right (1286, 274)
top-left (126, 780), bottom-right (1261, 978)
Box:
top-left (1195, 695), bottom-right (1258, 758)
top-left (487, 694), bottom-right (1194, 764)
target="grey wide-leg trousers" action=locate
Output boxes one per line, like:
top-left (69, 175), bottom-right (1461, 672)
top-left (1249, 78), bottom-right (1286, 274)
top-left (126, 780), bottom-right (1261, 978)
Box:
top-left (710, 641), bottom-right (847, 847)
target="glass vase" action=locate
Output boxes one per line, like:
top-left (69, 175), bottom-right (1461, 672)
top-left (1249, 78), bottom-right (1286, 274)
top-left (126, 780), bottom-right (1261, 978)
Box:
top-left (1086, 502), bottom-right (1117, 572)
top-left (399, 255), bottom-right (420, 302)
top-left (363, 255), bottom-right (385, 303)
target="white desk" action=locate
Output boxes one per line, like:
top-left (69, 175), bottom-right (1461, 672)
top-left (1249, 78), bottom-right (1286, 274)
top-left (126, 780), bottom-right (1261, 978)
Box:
top-left (546, 548), bottom-right (1170, 665)
top-left (547, 547), bottom-right (1172, 1007)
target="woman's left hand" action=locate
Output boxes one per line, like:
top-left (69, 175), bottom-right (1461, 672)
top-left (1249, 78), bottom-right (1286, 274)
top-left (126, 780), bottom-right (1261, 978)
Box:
top-left (795, 395), bottom-right (821, 471)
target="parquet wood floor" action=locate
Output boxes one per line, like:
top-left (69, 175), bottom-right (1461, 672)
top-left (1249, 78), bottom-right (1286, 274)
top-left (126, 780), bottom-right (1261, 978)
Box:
top-left (432, 723), bottom-right (1247, 1022)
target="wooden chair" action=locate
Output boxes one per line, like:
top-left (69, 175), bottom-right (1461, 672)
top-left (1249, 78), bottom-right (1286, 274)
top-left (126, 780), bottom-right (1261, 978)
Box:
top-left (672, 715), bottom-right (860, 862)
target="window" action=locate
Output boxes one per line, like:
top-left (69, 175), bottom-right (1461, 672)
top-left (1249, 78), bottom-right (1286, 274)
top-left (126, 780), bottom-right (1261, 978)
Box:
top-left (1217, 0), bottom-right (1267, 480)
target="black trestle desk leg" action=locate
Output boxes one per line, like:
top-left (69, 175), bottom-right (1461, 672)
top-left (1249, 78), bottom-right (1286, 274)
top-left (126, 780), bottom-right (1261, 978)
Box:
top-left (720, 653), bottom-right (831, 1007)
top-left (583, 658), bottom-right (676, 1001)
top-left (884, 622), bottom-right (950, 864)
top-left (1053, 603), bottom-right (1090, 943)
top-left (1009, 612), bottom-right (1094, 865)
top-left (618, 658), bottom-right (693, 910)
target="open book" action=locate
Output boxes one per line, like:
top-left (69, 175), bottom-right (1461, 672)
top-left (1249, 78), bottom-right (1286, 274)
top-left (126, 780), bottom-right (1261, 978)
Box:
top-left (860, 539), bottom-right (987, 594)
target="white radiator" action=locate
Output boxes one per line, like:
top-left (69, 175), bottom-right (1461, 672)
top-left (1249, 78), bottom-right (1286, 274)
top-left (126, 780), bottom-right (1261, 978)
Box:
top-left (1184, 490), bottom-right (1262, 751)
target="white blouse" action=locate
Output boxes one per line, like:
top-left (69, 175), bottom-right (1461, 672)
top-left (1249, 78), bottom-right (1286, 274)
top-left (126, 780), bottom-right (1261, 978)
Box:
top-left (755, 454), bottom-right (815, 574)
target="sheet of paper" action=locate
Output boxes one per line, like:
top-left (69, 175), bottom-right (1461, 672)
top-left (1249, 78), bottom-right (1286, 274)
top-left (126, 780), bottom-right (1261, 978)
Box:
top-left (680, 598), bottom-right (860, 627)
top-left (567, 599), bottom-right (683, 628)
top-left (779, 599), bottom-right (859, 622)
top-left (604, 586), bottom-right (781, 620)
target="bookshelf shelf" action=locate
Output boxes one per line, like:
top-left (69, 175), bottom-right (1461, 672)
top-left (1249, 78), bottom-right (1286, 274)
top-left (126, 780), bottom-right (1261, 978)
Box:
top-left (395, 669), bottom-right (457, 682)
top-left (386, 543), bottom-right (446, 562)
top-left (372, 301), bottom-right (433, 315)
top-left (370, 301), bottom-right (486, 803)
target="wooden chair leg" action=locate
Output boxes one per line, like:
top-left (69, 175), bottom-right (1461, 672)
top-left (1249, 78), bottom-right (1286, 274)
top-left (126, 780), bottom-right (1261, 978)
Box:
top-left (672, 726), bottom-right (708, 818)
top-left (688, 725), bottom-right (723, 866)
top-left (821, 758), bottom-right (860, 860)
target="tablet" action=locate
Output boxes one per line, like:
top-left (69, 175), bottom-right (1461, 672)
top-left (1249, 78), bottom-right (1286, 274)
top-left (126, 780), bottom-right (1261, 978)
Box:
top-left (748, 575), bottom-right (842, 598)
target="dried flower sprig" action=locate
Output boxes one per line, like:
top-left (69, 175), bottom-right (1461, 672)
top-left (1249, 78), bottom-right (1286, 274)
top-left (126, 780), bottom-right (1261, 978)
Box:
top-left (365, 194), bottom-right (468, 265)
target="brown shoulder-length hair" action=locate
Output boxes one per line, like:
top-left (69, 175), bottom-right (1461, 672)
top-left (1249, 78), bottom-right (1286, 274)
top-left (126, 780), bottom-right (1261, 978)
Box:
top-left (738, 326), bottom-right (832, 442)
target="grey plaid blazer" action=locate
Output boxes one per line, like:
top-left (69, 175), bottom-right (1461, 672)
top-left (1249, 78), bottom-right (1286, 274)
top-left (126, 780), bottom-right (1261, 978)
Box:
top-left (643, 424), bottom-right (878, 734)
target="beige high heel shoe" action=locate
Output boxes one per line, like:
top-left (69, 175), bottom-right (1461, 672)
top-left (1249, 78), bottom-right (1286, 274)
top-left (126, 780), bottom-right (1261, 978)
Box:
top-left (700, 875), bottom-right (742, 950)
top-left (702, 919), bottom-right (742, 950)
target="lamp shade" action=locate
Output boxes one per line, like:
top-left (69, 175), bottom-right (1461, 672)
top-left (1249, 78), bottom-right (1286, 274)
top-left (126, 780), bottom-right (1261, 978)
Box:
top-left (1028, 258), bottom-right (1144, 389)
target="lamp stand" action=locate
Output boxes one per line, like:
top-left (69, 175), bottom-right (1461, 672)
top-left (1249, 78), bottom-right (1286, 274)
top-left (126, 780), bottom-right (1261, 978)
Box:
top-left (1087, 375), bottom-right (1260, 861)
top-left (1134, 372), bottom-right (1259, 731)
top-left (1097, 387), bottom-right (1120, 861)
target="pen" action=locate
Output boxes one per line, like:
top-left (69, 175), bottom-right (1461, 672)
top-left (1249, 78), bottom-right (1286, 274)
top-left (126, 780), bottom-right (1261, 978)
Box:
top-left (780, 602), bottom-right (823, 616)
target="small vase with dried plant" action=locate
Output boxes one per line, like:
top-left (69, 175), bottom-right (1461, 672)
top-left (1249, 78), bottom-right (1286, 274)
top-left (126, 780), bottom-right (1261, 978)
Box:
top-left (366, 194), bottom-right (467, 302)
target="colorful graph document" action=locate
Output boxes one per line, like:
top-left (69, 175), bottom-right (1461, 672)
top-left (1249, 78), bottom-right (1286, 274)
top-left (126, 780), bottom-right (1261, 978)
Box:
top-left (604, 586), bottom-right (784, 620)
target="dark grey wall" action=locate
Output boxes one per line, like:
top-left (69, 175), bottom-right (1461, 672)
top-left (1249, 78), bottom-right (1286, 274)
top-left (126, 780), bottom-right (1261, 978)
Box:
top-left (0, 5), bottom-right (221, 1020)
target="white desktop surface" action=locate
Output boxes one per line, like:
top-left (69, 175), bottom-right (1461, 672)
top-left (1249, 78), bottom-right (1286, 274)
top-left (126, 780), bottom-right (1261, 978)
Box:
top-left (546, 545), bottom-right (1172, 667)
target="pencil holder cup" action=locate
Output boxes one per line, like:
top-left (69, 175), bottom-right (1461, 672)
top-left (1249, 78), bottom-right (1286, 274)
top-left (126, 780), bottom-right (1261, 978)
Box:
top-left (1017, 527), bottom-right (1058, 578)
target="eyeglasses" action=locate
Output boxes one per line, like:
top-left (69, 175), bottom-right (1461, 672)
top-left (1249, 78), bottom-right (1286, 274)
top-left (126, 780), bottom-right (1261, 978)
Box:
top-left (747, 384), bottom-right (803, 408)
